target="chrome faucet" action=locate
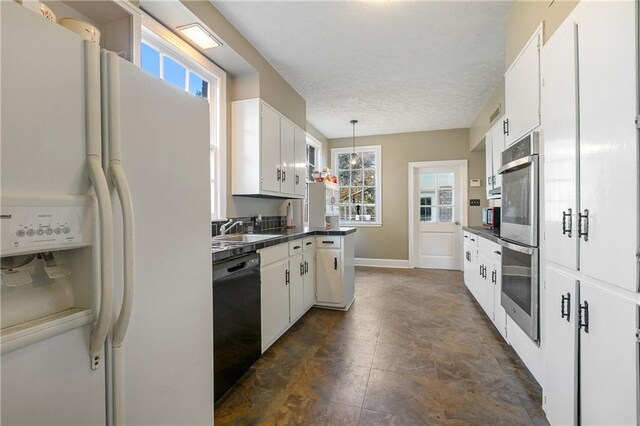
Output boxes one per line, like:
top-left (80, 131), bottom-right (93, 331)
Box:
top-left (220, 219), bottom-right (243, 236)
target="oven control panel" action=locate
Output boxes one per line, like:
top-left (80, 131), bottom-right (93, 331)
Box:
top-left (1, 194), bottom-right (92, 255)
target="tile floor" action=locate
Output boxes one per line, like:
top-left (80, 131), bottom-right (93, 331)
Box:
top-left (214, 267), bottom-right (549, 425)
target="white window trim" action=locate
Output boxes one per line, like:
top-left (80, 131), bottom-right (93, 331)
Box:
top-left (331, 145), bottom-right (383, 227)
top-left (305, 135), bottom-right (322, 181)
top-left (141, 14), bottom-right (228, 220)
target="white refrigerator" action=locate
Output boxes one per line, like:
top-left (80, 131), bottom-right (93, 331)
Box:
top-left (1, 2), bottom-right (213, 425)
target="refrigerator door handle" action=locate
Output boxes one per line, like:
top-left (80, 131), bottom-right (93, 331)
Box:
top-left (86, 41), bottom-right (114, 369)
top-left (105, 51), bottom-right (135, 349)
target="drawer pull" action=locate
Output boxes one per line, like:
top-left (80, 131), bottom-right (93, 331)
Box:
top-left (305, 242), bottom-right (313, 246)
top-left (334, 258), bottom-right (338, 270)
top-left (293, 245), bottom-right (301, 250)
top-left (322, 240), bottom-right (335, 244)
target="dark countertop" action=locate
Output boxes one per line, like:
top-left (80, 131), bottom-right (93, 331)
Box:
top-left (462, 226), bottom-right (502, 244)
top-left (212, 227), bottom-right (357, 263)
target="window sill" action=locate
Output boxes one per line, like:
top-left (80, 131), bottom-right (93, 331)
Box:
top-left (341, 222), bottom-right (382, 228)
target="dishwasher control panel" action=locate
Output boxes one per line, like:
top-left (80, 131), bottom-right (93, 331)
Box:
top-left (1, 194), bottom-right (92, 255)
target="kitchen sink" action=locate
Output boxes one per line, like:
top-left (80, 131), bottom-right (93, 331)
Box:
top-left (213, 234), bottom-right (281, 243)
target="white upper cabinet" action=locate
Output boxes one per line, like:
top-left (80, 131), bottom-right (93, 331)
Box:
top-left (484, 119), bottom-right (506, 199)
top-left (232, 99), bottom-right (305, 199)
top-left (541, 15), bottom-right (579, 270)
top-left (294, 127), bottom-right (307, 196)
top-left (259, 103), bottom-right (281, 193)
top-left (576, 0), bottom-right (638, 291)
top-left (504, 27), bottom-right (542, 146)
top-left (279, 118), bottom-right (296, 195)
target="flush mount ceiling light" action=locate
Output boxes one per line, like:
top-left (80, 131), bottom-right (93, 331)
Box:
top-left (350, 119), bottom-right (358, 166)
top-left (177, 23), bottom-right (222, 49)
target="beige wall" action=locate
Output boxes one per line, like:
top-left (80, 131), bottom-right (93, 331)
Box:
top-left (329, 129), bottom-right (486, 260)
top-left (469, 81), bottom-right (505, 151)
top-left (506, 0), bottom-right (579, 68)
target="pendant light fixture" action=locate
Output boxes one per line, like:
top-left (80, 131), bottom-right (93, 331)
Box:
top-left (350, 119), bottom-right (358, 166)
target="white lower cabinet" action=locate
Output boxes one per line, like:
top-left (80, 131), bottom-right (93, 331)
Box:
top-left (463, 232), bottom-right (478, 297)
top-left (543, 265), bottom-right (639, 425)
top-left (463, 232), bottom-right (506, 340)
top-left (543, 265), bottom-right (578, 426)
top-left (289, 252), bottom-right (305, 323)
top-left (579, 282), bottom-right (638, 425)
top-left (259, 238), bottom-right (317, 352)
top-left (315, 235), bottom-right (355, 310)
top-left (302, 238), bottom-right (317, 311)
top-left (260, 251), bottom-right (290, 353)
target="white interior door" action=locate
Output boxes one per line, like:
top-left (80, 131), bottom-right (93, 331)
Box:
top-left (416, 165), bottom-right (463, 269)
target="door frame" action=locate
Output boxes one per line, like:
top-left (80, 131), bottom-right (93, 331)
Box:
top-left (408, 160), bottom-right (468, 269)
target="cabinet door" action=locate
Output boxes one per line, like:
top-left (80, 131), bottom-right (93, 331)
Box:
top-left (541, 18), bottom-right (579, 270)
top-left (463, 240), bottom-right (473, 291)
top-left (294, 126), bottom-right (307, 196)
top-left (316, 248), bottom-right (343, 305)
top-left (279, 118), bottom-right (296, 195)
top-left (485, 130), bottom-right (494, 198)
top-left (580, 282), bottom-right (638, 425)
top-left (477, 253), bottom-right (493, 317)
top-left (463, 241), bottom-right (478, 298)
top-left (505, 29), bottom-right (541, 146)
top-left (303, 250), bottom-right (317, 310)
top-left (260, 259), bottom-right (289, 351)
top-left (577, 1), bottom-right (638, 291)
top-left (490, 121), bottom-right (505, 190)
top-left (542, 266), bottom-right (578, 426)
top-left (260, 103), bottom-right (281, 193)
top-left (491, 259), bottom-right (507, 339)
top-left (289, 254), bottom-right (304, 322)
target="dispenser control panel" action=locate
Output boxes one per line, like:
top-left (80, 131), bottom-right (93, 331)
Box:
top-left (1, 194), bottom-right (92, 255)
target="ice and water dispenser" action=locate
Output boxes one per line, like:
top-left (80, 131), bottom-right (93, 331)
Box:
top-left (0, 194), bottom-right (96, 352)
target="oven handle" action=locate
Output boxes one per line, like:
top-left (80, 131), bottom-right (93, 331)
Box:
top-left (497, 155), bottom-right (537, 175)
top-left (497, 238), bottom-right (537, 255)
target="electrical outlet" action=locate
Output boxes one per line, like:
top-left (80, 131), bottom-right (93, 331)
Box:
top-left (469, 199), bottom-right (481, 206)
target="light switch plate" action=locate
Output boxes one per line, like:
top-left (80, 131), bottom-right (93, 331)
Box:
top-left (469, 199), bottom-right (481, 206)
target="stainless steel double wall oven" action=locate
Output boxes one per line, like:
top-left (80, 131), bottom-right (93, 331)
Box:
top-left (498, 132), bottom-right (540, 342)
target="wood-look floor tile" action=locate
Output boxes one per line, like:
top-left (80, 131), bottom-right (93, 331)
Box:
top-left (372, 341), bottom-right (437, 378)
top-left (288, 358), bottom-right (371, 408)
top-left (313, 335), bottom-right (377, 367)
top-left (362, 368), bottom-right (447, 424)
top-left (273, 394), bottom-right (361, 426)
top-left (358, 408), bottom-right (447, 425)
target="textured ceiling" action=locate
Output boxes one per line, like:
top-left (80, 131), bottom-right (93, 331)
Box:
top-left (212, 1), bottom-right (510, 139)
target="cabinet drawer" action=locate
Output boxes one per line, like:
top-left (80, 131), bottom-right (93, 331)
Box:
top-left (302, 237), bottom-right (315, 252)
top-left (316, 236), bottom-right (341, 249)
top-left (463, 232), bottom-right (479, 246)
top-left (289, 240), bottom-right (304, 256)
top-left (479, 237), bottom-right (502, 262)
top-left (258, 243), bottom-right (289, 266)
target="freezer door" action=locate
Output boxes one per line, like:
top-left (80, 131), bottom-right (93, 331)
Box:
top-left (0, 1), bottom-right (90, 195)
top-left (1, 2), bottom-right (106, 425)
top-left (108, 56), bottom-right (213, 425)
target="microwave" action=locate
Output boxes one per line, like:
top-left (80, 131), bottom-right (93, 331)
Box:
top-left (482, 207), bottom-right (500, 229)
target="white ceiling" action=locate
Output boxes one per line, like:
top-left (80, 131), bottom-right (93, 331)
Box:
top-left (212, 1), bottom-right (510, 139)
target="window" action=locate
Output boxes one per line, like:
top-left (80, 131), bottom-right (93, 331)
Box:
top-left (140, 17), bottom-right (227, 220)
top-left (419, 172), bottom-right (454, 223)
top-left (303, 136), bottom-right (322, 226)
top-left (332, 145), bottom-right (382, 226)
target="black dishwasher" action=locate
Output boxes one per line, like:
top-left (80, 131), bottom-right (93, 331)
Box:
top-left (213, 253), bottom-right (261, 402)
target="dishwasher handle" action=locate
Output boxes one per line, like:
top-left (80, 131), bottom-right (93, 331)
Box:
top-left (213, 255), bottom-right (260, 281)
top-left (228, 262), bottom-right (246, 274)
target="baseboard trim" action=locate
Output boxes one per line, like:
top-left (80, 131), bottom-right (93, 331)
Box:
top-left (354, 258), bottom-right (410, 269)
